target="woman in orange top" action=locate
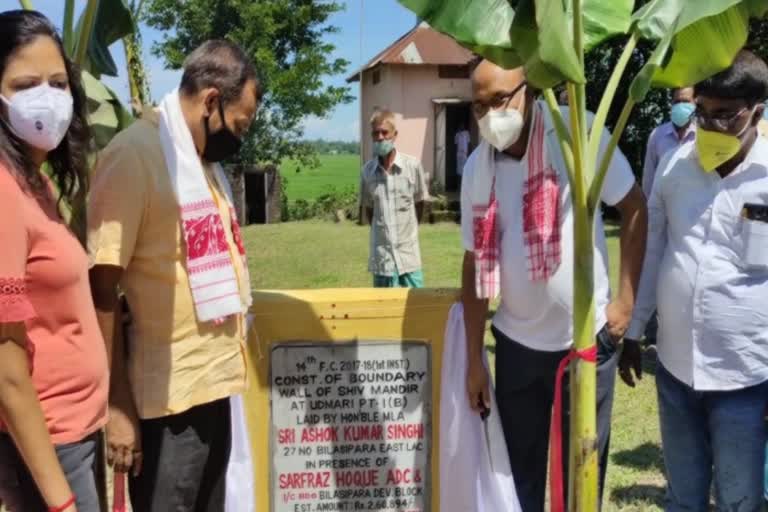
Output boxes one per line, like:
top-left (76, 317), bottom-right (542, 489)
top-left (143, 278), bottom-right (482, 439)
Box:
top-left (0, 10), bottom-right (109, 512)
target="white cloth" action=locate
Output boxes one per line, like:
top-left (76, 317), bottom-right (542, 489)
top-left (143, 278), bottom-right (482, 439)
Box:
top-left (455, 130), bottom-right (471, 176)
top-left (461, 104), bottom-right (635, 351)
top-left (225, 395), bottom-right (256, 512)
top-left (225, 313), bottom-right (256, 512)
top-left (627, 138), bottom-right (768, 391)
top-left (157, 89), bottom-right (251, 322)
top-left (440, 303), bottom-right (521, 512)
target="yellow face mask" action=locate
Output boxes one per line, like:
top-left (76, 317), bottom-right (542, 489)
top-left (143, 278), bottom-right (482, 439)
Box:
top-left (696, 107), bottom-right (756, 172)
top-left (696, 128), bottom-right (743, 172)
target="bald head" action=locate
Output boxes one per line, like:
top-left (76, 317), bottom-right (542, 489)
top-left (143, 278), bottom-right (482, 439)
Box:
top-left (471, 60), bottom-right (531, 119)
top-left (472, 60), bottom-right (526, 101)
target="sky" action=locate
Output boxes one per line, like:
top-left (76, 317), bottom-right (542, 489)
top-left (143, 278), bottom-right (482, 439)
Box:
top-left (27, 0), bottom-right (418, 142)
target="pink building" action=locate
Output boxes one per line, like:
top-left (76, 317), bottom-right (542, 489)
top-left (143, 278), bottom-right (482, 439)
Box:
top-left (348, 23), bottom-right (478, 193)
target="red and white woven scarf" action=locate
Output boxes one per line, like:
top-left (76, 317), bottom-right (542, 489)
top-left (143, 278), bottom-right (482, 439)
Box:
top-left (158, 90), bottom-right (251, 323)
top-left (471, 102), bottom-right (560, 299)
top-left (523, 103), bottom-right (561, 281)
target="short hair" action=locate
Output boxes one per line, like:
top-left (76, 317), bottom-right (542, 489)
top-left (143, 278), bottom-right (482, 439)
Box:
top-left (180, 39), bottom-right (262, 105)
top-left (370, 109), bottom-right (397, 130)
top-left (694, 50), bottom-right (768, 105)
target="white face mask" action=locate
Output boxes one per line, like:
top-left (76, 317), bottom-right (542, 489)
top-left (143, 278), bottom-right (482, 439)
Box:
top-left (478, 108), bottom-right (524, 151)
top-left (0, 84), bottom-right (73, 152)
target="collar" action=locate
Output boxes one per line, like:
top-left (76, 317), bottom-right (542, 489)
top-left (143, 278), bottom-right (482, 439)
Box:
top-left (739, 134), bottom-right (768, 170)
top-left (376, 150), bottom-right (403, 174)
top-left (662, 121), bottom-right (696, 142)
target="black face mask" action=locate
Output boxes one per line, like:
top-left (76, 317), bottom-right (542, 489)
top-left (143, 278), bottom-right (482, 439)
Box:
top-left (202, 99), bottom-right (242, 163)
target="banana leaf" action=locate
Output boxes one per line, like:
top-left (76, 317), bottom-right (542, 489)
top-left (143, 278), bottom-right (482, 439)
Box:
top-left (508, 0), bottom-right (567, 88)
top-left (533, 0), bottom-right (585, 85)
top-left (582, 0), bottom-right (634, 50)
top-left (81, 70), bottom-right (134, 151)
top-left (74, 0), bottom-right (136, 78)
top-left (398, 0), bottom-right (521, 68)
top-left (631, 0), bottom-right (768, 101)
top-left (398, 0), bottom-right (633, 88)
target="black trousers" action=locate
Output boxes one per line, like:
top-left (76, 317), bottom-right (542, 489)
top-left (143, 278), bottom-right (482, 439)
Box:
top-left (493, 325), bottom-right (619, 512)
top-left (129, 398), bottom-right (232, 512)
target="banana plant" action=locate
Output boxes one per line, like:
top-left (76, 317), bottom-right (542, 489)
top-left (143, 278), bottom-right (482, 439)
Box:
top-left (398, 0), bottom-right (768, 510)
top-left (124, 0), bottom-right (152, 117)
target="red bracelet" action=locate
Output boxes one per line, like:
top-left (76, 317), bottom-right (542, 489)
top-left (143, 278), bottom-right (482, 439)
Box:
top-left (49, 495), bottom-right (76, 512)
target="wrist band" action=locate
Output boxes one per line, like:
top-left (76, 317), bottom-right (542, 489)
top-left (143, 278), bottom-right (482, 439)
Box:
top-left (49, 495), bottom-right (76, 512)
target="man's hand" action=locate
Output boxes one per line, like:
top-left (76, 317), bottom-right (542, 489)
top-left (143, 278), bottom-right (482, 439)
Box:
top-left (106, 402), bottom-right (142, 477)
top-left (606, 299), bottom-right (633, 343)
top-left (619, 339), bottom-right (643, 387)
top-left (467, 357), bottom-right (491, 413)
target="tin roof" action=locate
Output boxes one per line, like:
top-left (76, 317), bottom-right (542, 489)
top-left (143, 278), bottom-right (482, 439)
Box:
top-left (347, 22), bottom-right (475, 83)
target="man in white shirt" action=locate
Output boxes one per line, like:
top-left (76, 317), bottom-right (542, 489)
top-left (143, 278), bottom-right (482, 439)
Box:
top-left (641, 88), bottom-right (697, 347)
top-left (462, 60), bottom-right (647, 512)
top-left (642, 87), bottom-right (697, 199)
top-left (622, 50), bottom-right (768, 511)
top-left (455, 124), bottom-right (471, 178)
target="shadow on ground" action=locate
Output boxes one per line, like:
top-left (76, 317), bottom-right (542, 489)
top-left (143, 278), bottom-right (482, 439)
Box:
top-left (612, 441), bottom-right (665, 472)
top-left (610, 483), bottom-right (665, 509)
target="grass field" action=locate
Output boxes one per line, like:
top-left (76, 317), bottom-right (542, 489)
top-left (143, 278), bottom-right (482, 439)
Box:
top-left (243, 220), bottom-right (666, 511)
top-left (281, 154), bottom-right (360, 202)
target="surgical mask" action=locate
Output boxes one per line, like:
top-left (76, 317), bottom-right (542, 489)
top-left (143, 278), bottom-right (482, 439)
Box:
top-left (696, 109), bottom-right (755, 172)
top-left (202, 100), bottom-right (242, 163)
top-left (478, 108), bottom-right (524, 151)
top-left (0, 84), bottom-right (73, 152)
top-left (373, 139), bottom-right (395, 157)
top-left (670, 102), bottom-right (695, 128)
top-left (763, 102), bottom-right (768, 120)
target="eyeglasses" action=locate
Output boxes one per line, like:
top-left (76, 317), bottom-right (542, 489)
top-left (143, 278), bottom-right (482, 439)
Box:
top-left (472, 81), bottom-right (528, 118)
top-left (693, 106), bottom-right (752, 132)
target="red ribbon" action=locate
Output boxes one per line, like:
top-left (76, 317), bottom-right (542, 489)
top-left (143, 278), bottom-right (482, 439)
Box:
top-left (113, 472), bottom-right (126, 512)
top-left (549, 345), bottom-right (597, 512)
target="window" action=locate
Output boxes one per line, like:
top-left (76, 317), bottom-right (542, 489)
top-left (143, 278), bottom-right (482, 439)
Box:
top-left (372, 69), bottom-right (381, 85)
top-left (438, 65), bottom-right (470, 79)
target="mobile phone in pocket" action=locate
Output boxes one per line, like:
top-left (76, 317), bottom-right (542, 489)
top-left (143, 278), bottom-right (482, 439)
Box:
top-left (743, 203), bottom-right (768, 223)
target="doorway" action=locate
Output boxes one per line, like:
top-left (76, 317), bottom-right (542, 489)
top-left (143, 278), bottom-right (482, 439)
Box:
top-left (245, 172), bottom-right (266, 224)
top-left (444, 103), bottom-right (473, 193)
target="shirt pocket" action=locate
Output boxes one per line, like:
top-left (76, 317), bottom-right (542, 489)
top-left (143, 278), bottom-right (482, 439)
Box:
top-left (397, 176), bottom-right (416, 212)
top-left (742, 217), bottom-right (768, 270)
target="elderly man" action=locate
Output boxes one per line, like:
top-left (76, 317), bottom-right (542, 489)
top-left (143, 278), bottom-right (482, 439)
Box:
top-left (88, 40), bottom-right (260, 510)
top-left (461, 60), bottom-right (647, 512)
top-left (623, 50), bottom-right (768, 512)
top-left (360, 109), bottom-right (429, 288)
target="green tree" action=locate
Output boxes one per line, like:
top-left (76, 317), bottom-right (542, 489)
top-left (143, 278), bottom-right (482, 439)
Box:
top-left (747, 18), bottom-right (768, 60)
top-left (143, 0), bottom-right (353, 166)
